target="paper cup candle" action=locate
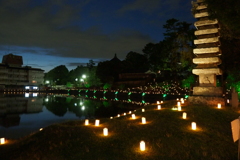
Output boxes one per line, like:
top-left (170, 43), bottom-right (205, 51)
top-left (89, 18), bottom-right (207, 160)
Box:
top-left (140, 141), bottom-right (145, 151)
top-left (95, 119), bottom-right (100, 126)
top-left (142, 117), bottom-right (146, 124)
top-left (191, 122), bottom-right (197, 130)
top-left (85, 119), bottom-right (89, 125)
top-left (103, 128), bottom-right (108, 136)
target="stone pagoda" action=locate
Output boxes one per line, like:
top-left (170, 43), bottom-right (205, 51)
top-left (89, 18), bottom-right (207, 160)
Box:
top-left (189, 0), bottom-right (225, 106)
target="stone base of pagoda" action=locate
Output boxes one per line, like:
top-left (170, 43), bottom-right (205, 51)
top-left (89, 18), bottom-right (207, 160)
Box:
top-left (193, 86), bottom-right (223, 96)
top-left (188, 95), bottom-right (225, 106)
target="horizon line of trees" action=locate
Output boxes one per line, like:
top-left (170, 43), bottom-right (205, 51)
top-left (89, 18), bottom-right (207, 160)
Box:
top-left (44, 0), bottom-right (240, 90)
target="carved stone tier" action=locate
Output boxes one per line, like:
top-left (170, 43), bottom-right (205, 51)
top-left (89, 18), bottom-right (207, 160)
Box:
top-left (195, 28), bottom-right (219, 36)
top-left (193, 57), bottom-right (221, 65)
top-left (197, 0), bottom-right (204, 3)
top-left (193, 87), bottom-right (223, 96)
top-left (196, 5), bottom-right (207, 10)
top-left (194, 19), bottom-right (218, 28)
top-left (193, 47), bottom-right (220, 54)
top-left (192, 68), bottom-right (222, 75)
top-left (189, 96), bottom-right (225, 106)
top-left (194, 37), bottom-right (220, 45)
top-left (194, 12), bottom-right (209, 18)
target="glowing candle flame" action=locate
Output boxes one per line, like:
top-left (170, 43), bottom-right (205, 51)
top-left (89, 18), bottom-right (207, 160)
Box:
top-left (95, 119), bottom-right (100, 126)
top-left (142, 117), bottom-right (146, 124)
top-left (182, 112), bottom-right (187, 119)
top-left (85, 119), bottom-right (89, 125)
top-left (157, 105), bottom-right (161, 110)
top-left (132, 114), bottom-right (136, 119)
top-left (103, 128), bottom-right (108, 136)
top-left (191, 122), bottom-right (197, 130)
top-left (217, 103), bottom-right (221, 109)
top-left (140, 141), bottom-right (145, 151)
top-left (0, 138), bottom-right (5, 144)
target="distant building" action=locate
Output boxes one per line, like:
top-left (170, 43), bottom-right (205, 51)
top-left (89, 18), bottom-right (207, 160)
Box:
top-left (0, 53), bottom-right (44, 90)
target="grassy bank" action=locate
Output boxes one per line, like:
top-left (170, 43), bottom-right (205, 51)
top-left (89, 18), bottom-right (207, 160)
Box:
top-left (0, 100), bottom-right (239, 160)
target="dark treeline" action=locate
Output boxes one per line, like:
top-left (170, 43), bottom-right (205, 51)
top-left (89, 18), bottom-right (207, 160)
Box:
top-left (45, 2), bottom-right (240, 91)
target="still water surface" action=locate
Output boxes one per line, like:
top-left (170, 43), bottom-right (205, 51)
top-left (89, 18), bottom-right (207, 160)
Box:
top-left (0, 93), bottom-right (148, 139)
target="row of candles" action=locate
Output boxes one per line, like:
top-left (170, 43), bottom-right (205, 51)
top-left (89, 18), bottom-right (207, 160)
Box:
top-left (0, 99), bottom-right (222, 152)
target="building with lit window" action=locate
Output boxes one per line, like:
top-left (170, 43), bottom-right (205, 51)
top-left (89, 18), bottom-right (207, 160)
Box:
top-left (0, 54), bottom-right (44, 90)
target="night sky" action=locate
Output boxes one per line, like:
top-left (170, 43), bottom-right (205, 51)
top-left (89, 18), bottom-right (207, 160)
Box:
top-left (0, 0), bottom-right (195, 72)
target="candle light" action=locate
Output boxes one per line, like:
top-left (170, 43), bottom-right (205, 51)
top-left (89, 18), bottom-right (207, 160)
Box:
top-left (157, 101), bottom-right (160, 104)
top-left (161, 101), bottom-right (163, 104)
top-left (217, 103), bottom-right (221, 109)
top-left (191, 122), bottom-right (197, 130)
top-left (140, 141), bottom-right (145, 151)
top-left (142, 108), bottom-right (145, 112)
top-left (177, 102), bottom-right (181, 107)
top-left (117, 114), bottom-right (120, 117)
top-left (95, 119), bottom-right (100, 126)
top-left (129, 111), bottom-right (132, 114)
top-left (178, 106), bottom-right (181, 111)
top-left (157, 105), bottom-right (161, 110)
top-left (0, 138), bottom-right (5, 144)
top-left (132, 114), bottom-right (136, 119)
top-left (103, 128), bottom-right (108, 136)
top-left (142, 117), bottom-right (146, 124)
top-left (85, 119), bottom-right (89, 125)
top-left (182, 112), bottom-right (187, 119)
top-left (227, 99), bottom-right (230, 103)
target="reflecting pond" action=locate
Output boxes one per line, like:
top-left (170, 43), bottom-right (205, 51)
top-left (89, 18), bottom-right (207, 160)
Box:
top-left (0, 93), bottom-right (155, 139)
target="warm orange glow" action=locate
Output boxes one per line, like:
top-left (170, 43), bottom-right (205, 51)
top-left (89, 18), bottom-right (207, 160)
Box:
top-left (142, 117), bottom-right (146, 124)
top-left (182, 112), bottom-right (187, 119)
top-left (95, 119), bottom-right (100, 126)
top-left (217, 103), bottom-right (221, 109)
top-left (178, 106), bottom-right (181, 111)
top-left (157, 101), bottom-right (160, 104)
top-left (140, 141), bottom-right (145, 151)
top-left (85, 119), bottom-right (89, 125)
top-left (103, 128), bottom-right (108, 136)
top-left (142, 108), bottom-right (145, 112)
top-left (177, 102), bottom-right (181, 107)
top-left (132, 114), bottom-right (136, 119)
top-left (157, 105), bottom-right (161, 110)
top-left (191, 122), bottom-right (197, 130)
top-left (0, 138), bottom-right (5, 144)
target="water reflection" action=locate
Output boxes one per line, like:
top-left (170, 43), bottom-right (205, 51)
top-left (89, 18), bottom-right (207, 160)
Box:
top-left (0, 93), bottom-right (145, 139)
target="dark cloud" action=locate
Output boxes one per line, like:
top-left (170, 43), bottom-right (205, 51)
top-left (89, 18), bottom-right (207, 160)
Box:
top-left (0, 0), bottom-right (195, 65)
top-left (0, 0), bottom-right (153, 60)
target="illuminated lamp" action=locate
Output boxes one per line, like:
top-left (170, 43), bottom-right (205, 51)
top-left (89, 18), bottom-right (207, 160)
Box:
top-left (95, 119), bottom-right (100, 126)
top-left (132, 114), bottom-right (136, 119)
top-left (0, 138), bottom-right (5, 144)
top-left (110, 117), bottom-right (113, 119)
top-left (39, 128), bottom-right (43, 131)
top-left (103, 128), bottom-right (108, 136)
top-left (142, 117), bottom-right (146, 124)
top-left (178, 106), bottom-right (181, 111)
top-left (177, 102), bottom-right (181, 107)
top-left (217, 103), bottom-right (221, 109)
top-left (161, 101), bottom-right (163, 104)
top-left (129, 111), bottom-right (132, 114)
top-left (157, 101), bottom-right (160, 104)
top-left (182, 112), bottom-right (187, 119)
top-left (85, 119), bottom-right (89, 125)
top-left (191, 122), bottom-right (197, 130)
top-left (117, 114), bottom-right (120, 117)
top-left (142, 108), bottom-right (145, 112)
top-left (140, 141), bottom-right (145, 151)
top-left (157, 105), bottom-right (161, 110)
